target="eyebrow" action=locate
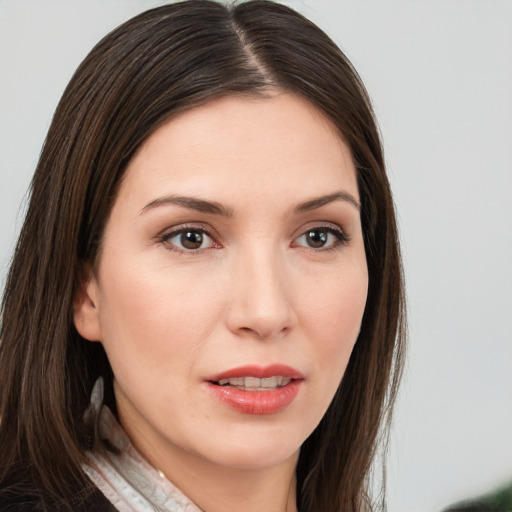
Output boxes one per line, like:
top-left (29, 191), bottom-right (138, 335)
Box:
top-left (140, 195), bottom-right (234, 217)
top-left (139, 190), bottom-right (360, 217)
top-left (295, 191), bottom-right (360, 212)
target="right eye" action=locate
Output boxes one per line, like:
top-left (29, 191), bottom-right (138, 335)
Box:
top-left (161, 227), bottom-right (218, 253)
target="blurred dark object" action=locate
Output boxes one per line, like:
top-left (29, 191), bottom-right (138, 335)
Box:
top-left (444, 482), bottom-right (512, 512)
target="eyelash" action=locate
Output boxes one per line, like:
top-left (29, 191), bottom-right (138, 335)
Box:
top-left (157, 223), bottom-right (350, 254)
top-left (293, 225), bottom-right (350, 252)
top-left (157, 224), bottom-right (220, 255)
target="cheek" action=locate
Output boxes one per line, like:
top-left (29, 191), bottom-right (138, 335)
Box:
top-left (290, 261), bottom-right (368, 437)
top-left (301, 263), bottom-right (368, 373)
top-left (95, 253), bottom-right (224, 378)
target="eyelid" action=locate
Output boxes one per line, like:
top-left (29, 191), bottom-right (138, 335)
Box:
top-left (292, 223), bottom-right (350, 250)
top-left (157, 223), bottom-right (221, 253)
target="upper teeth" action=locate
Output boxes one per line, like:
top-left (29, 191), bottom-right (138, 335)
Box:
top-left (217, 376), bottom-right (291, 390)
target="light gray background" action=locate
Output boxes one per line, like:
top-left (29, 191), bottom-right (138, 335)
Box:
top-left (1, 1), bottom-right (511, 511)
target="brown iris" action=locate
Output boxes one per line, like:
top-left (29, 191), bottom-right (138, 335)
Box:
top-left (181, 230), bottom-right (203, 250)
top-left (306, 229), bottom-right (328, 248)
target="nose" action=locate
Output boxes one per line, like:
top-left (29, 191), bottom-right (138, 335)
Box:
top-left (225, 246), bottom-right (297, 340)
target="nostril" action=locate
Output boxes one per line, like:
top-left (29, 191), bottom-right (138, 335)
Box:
top-left (236, 324), bottom-right (290, 340)
top-left (239, 326), bottom-right (266, 338)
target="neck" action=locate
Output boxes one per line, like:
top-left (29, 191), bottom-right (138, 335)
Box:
top-left (137, 435), bottom-right (299, 512)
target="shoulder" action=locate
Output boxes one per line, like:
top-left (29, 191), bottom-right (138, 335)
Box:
top-left (0, 486), bottom-right (116, 512)
top-left (0, 494), bottom-right (38, 512)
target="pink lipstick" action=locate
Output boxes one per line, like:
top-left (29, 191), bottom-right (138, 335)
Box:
top-left (205, 364), bottom-right (304, 415)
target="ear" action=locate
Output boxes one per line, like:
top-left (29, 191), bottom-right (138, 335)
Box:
top-left (73, 266), bottom-right (102, 342)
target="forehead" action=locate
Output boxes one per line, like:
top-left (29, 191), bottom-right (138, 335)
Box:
top-left (119, 92), bottom-right (358, 209)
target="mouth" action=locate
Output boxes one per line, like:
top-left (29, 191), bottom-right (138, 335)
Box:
top-left (214, 375), bottom-right (293, 391)
top-left (205, 365), bottom-right (304, 415)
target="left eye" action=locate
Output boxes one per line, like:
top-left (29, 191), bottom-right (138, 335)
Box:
top-left (164, 228), bottom-right (216, 251)
top-left (294, 227), bottom-right (347, 250)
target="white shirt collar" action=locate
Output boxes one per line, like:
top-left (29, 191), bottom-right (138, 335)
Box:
top-left (81, 378), bottom-right (203, 512)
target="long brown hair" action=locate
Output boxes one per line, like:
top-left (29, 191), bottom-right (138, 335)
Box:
top-left (0, 1), bottom-right (406, 510)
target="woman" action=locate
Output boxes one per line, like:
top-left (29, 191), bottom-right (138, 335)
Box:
top-left (0, 1), bottom-right (406, 511)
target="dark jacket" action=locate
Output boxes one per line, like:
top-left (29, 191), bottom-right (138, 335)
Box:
top-left (0, 485), bottom-right (116, 512)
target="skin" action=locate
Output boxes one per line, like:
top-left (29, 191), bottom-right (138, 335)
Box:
top-left (74, 91), bottom-right (368, 512)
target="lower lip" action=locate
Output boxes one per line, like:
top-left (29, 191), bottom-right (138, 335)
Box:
top-left (206, 380), bottom-right (302, 415)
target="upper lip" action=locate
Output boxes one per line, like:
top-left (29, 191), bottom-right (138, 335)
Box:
top-left (206, 364), bottom-right (304, 382)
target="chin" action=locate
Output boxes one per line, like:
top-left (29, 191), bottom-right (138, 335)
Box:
top-left (199, 426), bottom-right (302, 470)
top-left (212, 447), bottom-right (298, 471)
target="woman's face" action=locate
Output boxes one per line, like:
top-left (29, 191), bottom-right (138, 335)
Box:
top-left (75, 92), bottom-right (368, 475)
